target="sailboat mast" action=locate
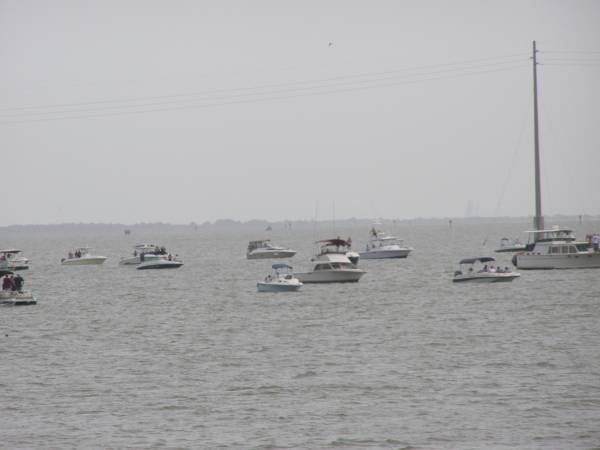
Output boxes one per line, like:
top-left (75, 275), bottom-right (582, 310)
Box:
top-left (532, 40), bottom-right (544, 235)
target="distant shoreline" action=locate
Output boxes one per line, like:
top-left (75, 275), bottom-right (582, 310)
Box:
top-left (1, 214), bottom-right (599, 232)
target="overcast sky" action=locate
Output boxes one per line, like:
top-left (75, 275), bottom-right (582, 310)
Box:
top-left (1, 0), bottom-right (599, 225)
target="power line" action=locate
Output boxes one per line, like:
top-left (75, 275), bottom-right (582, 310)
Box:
top-left (0, 64), bottom-right (529, 125)
top-left (1, 60), bottom-right (530, 119)
top-left (0, 52), bottom-right (529, 113)
top-left (543, 49), bottom-right (600, 54)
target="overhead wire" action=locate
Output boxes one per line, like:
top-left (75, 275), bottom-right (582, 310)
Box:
top-left (1, 59), bottom-right (530, 119)
top-left (0, 51), bottom-right (530, 113)
top-left (0, 60), bottom-right (530, 124)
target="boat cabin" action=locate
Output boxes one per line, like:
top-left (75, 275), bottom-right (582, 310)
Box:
top-left (526, 227), bottom-right (576, 243)
top-left (248, 240), bottom-right (273, 252)
top-left (317, 238), bottom-right (352, 255)
top-left (0, 249), bottom-right (23, 260)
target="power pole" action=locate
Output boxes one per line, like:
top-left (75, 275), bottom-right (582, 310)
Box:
top-left (532, 40), bottom-right (544, 236)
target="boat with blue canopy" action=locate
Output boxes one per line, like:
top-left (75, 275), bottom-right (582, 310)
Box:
top-left (257, 263), bottom-right (302, 292)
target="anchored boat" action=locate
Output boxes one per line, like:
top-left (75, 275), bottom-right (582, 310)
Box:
top-left (61, 247), bottom-right (107, 265)
top-left (257, 263), bottom-right (303, 292)
top-left (453, 257), bottom-right (520, 283)
top-left (513, 41), bottom-right (600, 269)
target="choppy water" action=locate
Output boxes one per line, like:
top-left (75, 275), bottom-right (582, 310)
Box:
top-left (1, 221), bottom-right (599, 450)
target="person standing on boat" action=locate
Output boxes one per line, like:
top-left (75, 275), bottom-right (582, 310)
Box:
top-left (2, 275), bottom-right (14, 291)
top-left (14, 274), bottom-right (23, 291)
top-left (592, 234), bottom-right (600, 252)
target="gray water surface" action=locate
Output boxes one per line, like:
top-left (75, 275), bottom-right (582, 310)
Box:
top-left (1, 222), bottom-right (599, 449)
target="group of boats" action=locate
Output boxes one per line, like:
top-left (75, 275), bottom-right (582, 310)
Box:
top-left (0, 243), bottom-right (184, 305)
top-left (58, 243), bottom-right (183, 269)
top-left (253, 225), bottom-right (414, 292)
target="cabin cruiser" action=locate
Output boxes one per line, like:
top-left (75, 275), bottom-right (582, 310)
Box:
top-left (247, 240), bottom-right (296, 259)
top-left (137, 253), bottom-right (183, 270)
top-left (359, 225), bottom-right (412, 259)
top-left (61, 247), bottom-right (107, 265)
top-left (511, 43), bottom-right (600, 270)
top-left (0, 249), bottom-right (29, 270)
top-left (295, 240), bottom-right (366, 283)
top-left (513, 227), bottom-right (600, 269)
top-left (0, 270), bottom-right (36, 305)
top-left (313, 238), bottom-right (360, 265)
top-left (257, 263), bottom-right (303, 292)
top-left (453, 257), bottom-right (520, 283)
top-left (495, 237), bottom-right (526, 253)
top-left (120, 243), bottom-right (167, 265)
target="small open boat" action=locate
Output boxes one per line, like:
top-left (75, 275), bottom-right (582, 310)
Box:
top-left (257, 263), bottom-right (302, 292)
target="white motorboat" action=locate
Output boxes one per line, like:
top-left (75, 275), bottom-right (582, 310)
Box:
top-left (119, 243), bottom-right (167, 265)
top-left (136, 254), bottom-right (183, 270)
top-left (295, 239), bottom-right (366, 283)
top-left (61, 247), bottom-right (107, 265)
top-left (359, 225), bottom-right (412, 259)
top-left (247, 240), bottom-right (296, 259)
top-left (494, 237), bottom-right (526, 253)
top-left (453, 257), bottom-right (520, 283)
top-left (257, 263), bottom-right (303, 292)
top-left (511, 42), bottom-right (600, 270)
top-left (513, 228), bottom-right (600, 269)
top-left (0, 270), bottom-right (36, 305)
top-left (0, 249), bottom-right (29, 270)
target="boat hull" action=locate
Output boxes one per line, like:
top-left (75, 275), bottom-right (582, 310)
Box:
top-left (257, 282), bottom-right (301, 292)
top-left (359, 249), bottom-right (411, 259)
top-left (62, 257), bottom-right (107, 265)
top-left (137, 261), bottom-right (183, 270)
top-left (0, 291), bottom-right (36, 305)
top-left (453, 273), bottom-right (520, 283)
top-left (247, 250), bottom-right (297, 260)
top-left (515, 252), bottom-right (600, 269)
top-left (495, 246), bottom-right (526, 253)
top-left (0, 263), bottom-right (29, 270)
top-left (119, 255), bottom-right (167, 265)
top-left (295, 269), bottom-right (365, 283)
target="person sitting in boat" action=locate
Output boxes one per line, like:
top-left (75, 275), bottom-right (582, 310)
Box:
top-left (75, 249), bottom-right (81, 258)
top-left (168, 254), bottom-right (173, 261)
top-left (504, 266), bottom-right (510, 273)
top-left (14, 274), bottom-right (24, 291)
top-left (482, 264), bottom-right (489, 273)
top-left (68, 251), bottom-right (73, 259)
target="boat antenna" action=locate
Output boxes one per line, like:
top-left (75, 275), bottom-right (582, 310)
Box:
top-left (332, 200), bottom-right (336, 233)
top-left (532, 40), bottom-right (544, 237)
top-left (313, 200), bottom-right (318, 243)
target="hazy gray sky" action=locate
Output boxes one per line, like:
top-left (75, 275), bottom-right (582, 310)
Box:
top-left (1, 0), bottom-right (599, 225)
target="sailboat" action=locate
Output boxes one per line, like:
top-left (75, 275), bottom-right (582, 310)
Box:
top-left (514, 41), bottom-right (600, 270)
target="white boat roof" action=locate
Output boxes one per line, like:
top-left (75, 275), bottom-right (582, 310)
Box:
top-left (0, 249), bottom-right (22, 253)
top-left (135, 243), bottom-right (158, 248)
top-left (525, 228), bottom-right (573, 234)
top-left (313, 253), bottom-right (352, 263)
